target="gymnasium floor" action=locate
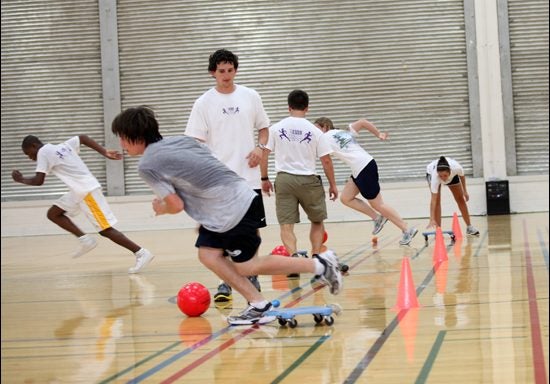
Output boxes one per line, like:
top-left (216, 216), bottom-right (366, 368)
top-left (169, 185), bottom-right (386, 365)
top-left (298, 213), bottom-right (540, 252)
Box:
top-left (1, 212), bottom-right (548, 383)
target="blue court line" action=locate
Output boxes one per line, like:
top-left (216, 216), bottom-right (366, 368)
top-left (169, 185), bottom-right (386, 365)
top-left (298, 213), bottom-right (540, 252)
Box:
top-left (271, 335), bottom-right (331, 384)
top-left (414, 331), bottom-right (447, 384)
top-left (99, 241), bottom-right (379, 383)
top-left (536, 228), bottom-right (549, 271)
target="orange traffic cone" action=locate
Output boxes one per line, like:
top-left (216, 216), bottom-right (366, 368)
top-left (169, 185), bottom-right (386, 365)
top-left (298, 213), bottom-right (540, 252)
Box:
top-left (393, 257), bottom-right (420, 310)
top-left (433, 227), bottom-right (449, 265)
top-left (452, 212), bottom-right (463, 240)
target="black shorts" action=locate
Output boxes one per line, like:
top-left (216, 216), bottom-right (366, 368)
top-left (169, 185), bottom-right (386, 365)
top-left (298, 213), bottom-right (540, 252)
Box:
top-left (252, 189), bottom-right (267, 229)
top-left (195, 194), bottom-right (263, 263)
top-left (352, 160), bottom-right (381, 200)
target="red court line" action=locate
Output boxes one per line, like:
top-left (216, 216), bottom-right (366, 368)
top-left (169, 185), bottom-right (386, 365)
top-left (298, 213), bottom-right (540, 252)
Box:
top-left (522, 220), bottom-right (548, 384)
top-left (159, 285), bottom-right (325, 383)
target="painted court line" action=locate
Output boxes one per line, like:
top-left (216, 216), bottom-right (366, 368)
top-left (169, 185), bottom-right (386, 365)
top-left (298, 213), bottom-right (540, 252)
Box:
top-left (414, 331), bottom-right (447, 384)
top-left (522, 221), bottom-right (548, 384)
top-left (101, 242), bottom-right (380, 382)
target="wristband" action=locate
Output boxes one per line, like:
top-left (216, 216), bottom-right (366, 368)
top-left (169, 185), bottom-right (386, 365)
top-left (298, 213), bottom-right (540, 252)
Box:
top-left (261, 177), bottom-right (269, 181)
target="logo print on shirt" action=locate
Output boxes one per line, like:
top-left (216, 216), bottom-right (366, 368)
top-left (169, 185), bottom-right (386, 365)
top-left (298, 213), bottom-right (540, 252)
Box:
top-left (55, 147), bottom-right (72, 159)
top-left (279, 128), bottom-right (290, 141)
top-left (333, 131), bottom-right (354, 149)
top-left (222, 107), bottom-right (240, 115)
top-left (300, 132), bottom-right (313, 144)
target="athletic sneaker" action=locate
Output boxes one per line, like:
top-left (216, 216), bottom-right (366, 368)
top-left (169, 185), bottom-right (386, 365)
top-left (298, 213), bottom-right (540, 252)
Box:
top-left (226, 302), bottom-right (276, 325)
top-left (372, 215), bottom-right (389, 235)
top-left (214, 282), bottom-right (233, 303)
top-left (466, 225), bottom-right (480, 236)
top-left (399, 228), bottom-right (419, 246)
top-left (314, 250), bottom-right (343, 295)
top-left (72, 235), bottom-right (98, 258)
top-left (248, 276), bottom-right (262, 292)
top-left (128, 248), bottom-right (154, 274)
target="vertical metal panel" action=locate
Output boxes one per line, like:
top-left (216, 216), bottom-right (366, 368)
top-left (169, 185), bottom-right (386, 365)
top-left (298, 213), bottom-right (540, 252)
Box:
top-left (116, 0), bottom-right (472, 194)
top-left (1, 1), bottom-right (105, 201)
top-left (508, 0), bottom-right (549, 175)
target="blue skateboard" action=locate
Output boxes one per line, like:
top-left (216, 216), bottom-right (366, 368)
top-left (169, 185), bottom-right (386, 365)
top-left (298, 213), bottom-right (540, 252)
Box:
top-left (265, 300), bottom-right (342, 328)
top-left (422, 230), bottom-right (455, 244)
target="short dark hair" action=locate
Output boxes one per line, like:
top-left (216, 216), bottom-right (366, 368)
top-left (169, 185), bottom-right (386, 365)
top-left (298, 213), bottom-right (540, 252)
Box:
top-left (208, 49), bottom-right (239, 72)
top-left (22, 135), bottom-right (42, 149)
top-left (288, 89), bottom-right (309, 111)
top-left (436, 156), bottom-right (451, 171)
top-left (111, 106), bottom-right (163, 145)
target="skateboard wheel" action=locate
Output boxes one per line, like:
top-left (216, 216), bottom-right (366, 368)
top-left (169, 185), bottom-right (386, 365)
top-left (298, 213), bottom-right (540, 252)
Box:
top-left (288, 319), bottom-right (298, 328)
top-left (339, 263), bottom-right (349, 273)
top-left (278, 318), bottom-right (287, 326)
top-left (313, 314), bottom-right (323, 324)
top-left (324, 316), bottom-right (334, 326)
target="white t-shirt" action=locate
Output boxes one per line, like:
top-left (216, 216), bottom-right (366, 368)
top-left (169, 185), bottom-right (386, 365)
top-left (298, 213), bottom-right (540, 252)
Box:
top-left (35, 136), bottom-right (101, 197)
top-left (319, 125), bottom-right (373, 178)
top-left (266, 116), bottom-right (331, 175)
top-left (426, 157), bottom-right (464, 193)
top-left (185, 84), bottom-right (270, 189)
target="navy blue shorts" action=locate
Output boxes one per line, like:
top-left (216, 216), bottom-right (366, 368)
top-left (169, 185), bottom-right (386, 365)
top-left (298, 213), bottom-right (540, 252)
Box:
top-left (352, 160), bottom-right (381, 200)
top-left (195, 194), bottom-right (263, 263)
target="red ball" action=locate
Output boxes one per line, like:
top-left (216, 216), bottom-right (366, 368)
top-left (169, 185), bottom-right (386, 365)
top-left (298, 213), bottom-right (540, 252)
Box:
top-left (323, 231), bottom-right (328, 244)
top-left (177, 282), bottom-right (211, 317)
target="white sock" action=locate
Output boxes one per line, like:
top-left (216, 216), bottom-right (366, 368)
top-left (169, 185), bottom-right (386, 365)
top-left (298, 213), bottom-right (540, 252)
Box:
top-left (314, 259), bottom-right (325, 275)
top-left (135, 248), bottom-right (148, 256)
top-left (78, 234), bottom-right (90, 242)
top-left (250, 300), bottom-right (269, 309)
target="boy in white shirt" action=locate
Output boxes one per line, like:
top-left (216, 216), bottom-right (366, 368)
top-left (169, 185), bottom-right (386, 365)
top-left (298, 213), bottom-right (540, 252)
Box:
top-left (12, 134), bottom-right (153, 273)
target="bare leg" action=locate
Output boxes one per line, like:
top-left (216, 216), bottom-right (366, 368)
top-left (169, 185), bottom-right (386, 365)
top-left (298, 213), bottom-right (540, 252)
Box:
top-left (236, 254), bottom-right (317, 277)
top-left (99, 227), bottom-right (141, 253)
top-left (339, 179), bottom-right (378, 220)
top-left (280, 223), bottom-right (297, 255)
top-left (198, 247), bottom-right (265, 304)
top-left (448, 184), bottom-right (472, 226)
top-left (368, 193), bottom-right (408, 232)
top-left (310, 221), bottom-right (325, 254)
top-left (47, 205), bottom-right (85, 237)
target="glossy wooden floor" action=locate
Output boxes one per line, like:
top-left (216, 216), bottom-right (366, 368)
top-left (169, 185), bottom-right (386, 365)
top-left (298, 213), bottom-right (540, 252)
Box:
top-left (1, 212), bottom-right (548, 383)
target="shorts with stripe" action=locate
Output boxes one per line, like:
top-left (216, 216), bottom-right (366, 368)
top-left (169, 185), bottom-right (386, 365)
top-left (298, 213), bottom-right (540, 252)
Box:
top-left (54, 187), bottom-right (117, 231)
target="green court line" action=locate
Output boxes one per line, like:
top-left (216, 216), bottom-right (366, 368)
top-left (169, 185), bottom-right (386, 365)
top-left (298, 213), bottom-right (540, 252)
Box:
top-left (415, 330), bottom-right (447, 384)
top-left (270, 335), bottom-right (331, 384)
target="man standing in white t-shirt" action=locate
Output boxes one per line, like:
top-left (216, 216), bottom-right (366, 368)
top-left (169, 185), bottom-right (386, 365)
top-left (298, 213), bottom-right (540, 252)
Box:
top-left (185, 49), bottom-right (270, 303)
top-left (261, 90), bottom-right (338, 266)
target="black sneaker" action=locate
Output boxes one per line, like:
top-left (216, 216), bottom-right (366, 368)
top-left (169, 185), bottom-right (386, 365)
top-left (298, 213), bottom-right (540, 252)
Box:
top-left (226, 302), bottom-right (276, 325)
top-left (214, 282), bottom-right (232, 303)
top-left (314, 250), bottom-right (343, 295)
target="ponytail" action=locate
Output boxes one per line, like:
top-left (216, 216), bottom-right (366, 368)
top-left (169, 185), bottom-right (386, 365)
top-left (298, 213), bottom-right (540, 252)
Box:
top-left (436, 156), bottom-right (450, 172)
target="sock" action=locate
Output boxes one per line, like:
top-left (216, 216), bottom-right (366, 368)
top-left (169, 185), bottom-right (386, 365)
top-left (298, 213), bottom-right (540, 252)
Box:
top-left (78, 234), bottom-right (90, 242)
top-left (250, 300), bottom-right (269, 309)
top-left (313, 258), bottom-right (325, 276)
top-left (135, 248), bottom-right (146, 256)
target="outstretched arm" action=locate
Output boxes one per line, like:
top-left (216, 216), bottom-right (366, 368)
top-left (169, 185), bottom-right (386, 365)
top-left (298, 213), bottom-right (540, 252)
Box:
top-left (349, 119), bottom-right (388, 141)
top-left (79, 135), bottom-right (122, 160)
top-left (11, 170), bottom-right (46, 186)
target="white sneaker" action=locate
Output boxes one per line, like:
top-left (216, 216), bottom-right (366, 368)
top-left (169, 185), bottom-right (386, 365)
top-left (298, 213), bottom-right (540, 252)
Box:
top-left (372, 215), bottom-right (388, 235)
top-left (72, 235), bottom-right (98, 258)
top-left (399, 228), bottom-right (418, 246)
top-left (466, 225), bottom-right (480, 236)
top-left (128, 248), bottom-right (154, 274)
top-left (314, 250), bottom-right (343, 295)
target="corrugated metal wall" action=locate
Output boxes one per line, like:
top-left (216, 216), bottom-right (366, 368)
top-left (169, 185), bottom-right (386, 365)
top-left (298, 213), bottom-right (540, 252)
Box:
top-left (508, 0), bottom-right (549, 175)
top-left (2, 1), bottom-right (547, 201)
top-left (116, 0), bottom-right (472, 194)
top-left (1, 1), bottom-right (105, 200)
